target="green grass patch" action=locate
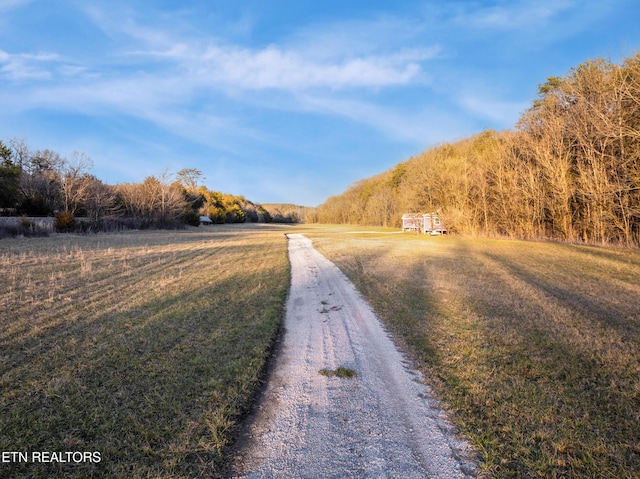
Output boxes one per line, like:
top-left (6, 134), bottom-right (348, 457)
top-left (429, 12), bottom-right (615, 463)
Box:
top-left (318, 367), bottom-right (358, 379)
top-left (0, 224), bottom-right (291, 478)
top-left (304, 227), bottom-right (640, 478)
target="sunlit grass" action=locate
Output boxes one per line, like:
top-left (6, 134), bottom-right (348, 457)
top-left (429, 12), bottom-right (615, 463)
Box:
top-left (4, 223), bottom-right (639, 477)
top-left (305, 228), bottom-right (640, 478)
top-left (0, 224), bottom-right (290, 478)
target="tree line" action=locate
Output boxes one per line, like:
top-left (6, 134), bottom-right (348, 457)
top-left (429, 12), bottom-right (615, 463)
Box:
top-left (0, 140), bottom-right (276, 233)
top-left (260, 203), bottom-right (316, 224)
top-left (312, 52), bottom-right (640, 247)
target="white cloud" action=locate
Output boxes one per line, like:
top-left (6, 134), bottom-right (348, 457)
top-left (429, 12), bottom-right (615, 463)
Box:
top-left (1, 3), bottom-right (444, 157)
top-left (122, 40), bottom-right (436, 92)
top-left (79, 3), bottom-right (437, 92)
top-left (0, 50), bottom-right (61, 80)
top-left (195, 44), bottom-right (428, 90)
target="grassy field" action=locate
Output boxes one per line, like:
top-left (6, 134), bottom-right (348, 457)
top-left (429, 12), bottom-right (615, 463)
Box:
top-left (302, 226), bottom-right (640, 478)
top-left (3, 224), bottom-right (639, 478)
top-left (0, 224), bottom-right (290, 478)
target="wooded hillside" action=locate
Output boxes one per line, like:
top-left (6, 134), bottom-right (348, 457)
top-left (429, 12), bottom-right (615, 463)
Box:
top-left (313, 53), bottom-right (640, 247)
top-left (260, 203), bottom-right (315, 223)
top-left (0, 143), bottom-right (273, 233)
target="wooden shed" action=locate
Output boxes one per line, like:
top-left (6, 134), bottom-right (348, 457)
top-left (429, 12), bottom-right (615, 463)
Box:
top-left (422, 213), bottom-right (446, 235)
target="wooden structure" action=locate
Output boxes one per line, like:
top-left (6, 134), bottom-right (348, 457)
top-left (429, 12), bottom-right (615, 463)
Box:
top-left (422, 213), bottom-right (446, 234)
top-left (401, 213), bottom-right (423, 232)
top-left (401, 213), bottom-right (446, 235)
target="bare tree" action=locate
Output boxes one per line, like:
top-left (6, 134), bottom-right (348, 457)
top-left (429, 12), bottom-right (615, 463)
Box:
top-left (84, 177), bottom-right (116, 224)
top-left (60, 151), bottom-right (94, 215)
top-left (19, 149), bottom-right (63, 215)
top-left (157, 170), bottom-right (188, 224)
top-left (115, 172), bottom-right (188, 226)
top-left (8, 137), bottom-right (30, 169)
top-left (176, 168), bottom-right (204, 193)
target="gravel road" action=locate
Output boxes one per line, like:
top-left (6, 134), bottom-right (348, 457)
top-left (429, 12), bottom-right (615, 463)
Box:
top-left (232, 234), bottom-right (476, 478)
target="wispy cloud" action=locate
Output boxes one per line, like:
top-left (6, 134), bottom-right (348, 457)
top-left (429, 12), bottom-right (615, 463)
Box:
top-left (124, 42), bottom-right (435, 91)
top-left (0, 50), bottom-right (62, 80)
top-left (2, 3), bottom-right (442, 150)
top-left (451, 0), bottom-right (578, 30)
top-left (2, 0), bottom-right (635, 205)
top-left (196, 44), bottom-right (432, 90)
top-left (82, 2), bottom-right (439, 90)
top-left (294, 93), bottom-right (464, 146)
top-left (285, 13), bottom-right (431, 59)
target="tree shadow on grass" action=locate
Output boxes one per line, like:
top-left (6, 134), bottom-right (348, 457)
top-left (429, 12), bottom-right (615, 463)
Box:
top-left (0, 263), bottom-right (289, 479)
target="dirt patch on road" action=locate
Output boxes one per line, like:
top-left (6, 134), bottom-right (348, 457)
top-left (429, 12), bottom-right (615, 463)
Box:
top-left (232, 234), bottom-right (476, 478)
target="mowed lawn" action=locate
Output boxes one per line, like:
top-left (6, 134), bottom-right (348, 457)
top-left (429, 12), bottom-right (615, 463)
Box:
top-left (0, 224), bottom-right (290, 478)
top-left (304, 226), bottom-right (640, 479)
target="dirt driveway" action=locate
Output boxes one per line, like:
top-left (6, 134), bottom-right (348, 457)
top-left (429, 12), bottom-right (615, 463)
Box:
top-left (232, 234), bottom-right (476, 478)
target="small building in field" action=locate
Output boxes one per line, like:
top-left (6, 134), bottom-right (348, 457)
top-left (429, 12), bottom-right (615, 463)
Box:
top-left (199, 215), bottom-right (213, 225)
top-left (401, 213), bottom-right (423, 232)
top-left (402, 213), bottom-right (446, 235)
top-left (422, 213), bottom-right (446, 235)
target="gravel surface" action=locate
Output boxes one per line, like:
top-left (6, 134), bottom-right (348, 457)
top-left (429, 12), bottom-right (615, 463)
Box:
top-left (232, 234), bottom-right (476, 478)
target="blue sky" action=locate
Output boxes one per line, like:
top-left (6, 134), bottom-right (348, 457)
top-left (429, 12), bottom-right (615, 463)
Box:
top-left (1, 1), bottom-right (639, 206)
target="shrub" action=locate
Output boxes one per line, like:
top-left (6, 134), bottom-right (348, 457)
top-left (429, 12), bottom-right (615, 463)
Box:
top-left (207, 205), bottom-right (226, 224)
top-left (55, 211), bottom-right (77, 232)
top-left (225, 204), bottom-right (246, 223)
top-left (183, 209), bottom-right (201, 227)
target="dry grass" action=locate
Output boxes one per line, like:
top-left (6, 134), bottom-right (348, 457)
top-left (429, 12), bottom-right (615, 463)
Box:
top-left (0, 224), bottom-right (290, 478)
top-left (318, 367), bottom-right (358, 379)
top-left (5, 223), bottom-right (639, 478)
top-left (304, 227), bottom-right (640, 478)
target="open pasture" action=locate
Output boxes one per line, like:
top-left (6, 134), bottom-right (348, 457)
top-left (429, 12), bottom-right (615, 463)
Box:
top-left (0, 225), bottom-right (290, 478)
top-left (3, 223), bottom-right (640, 478)
top-left (304, 227), bottom-right (640, 478)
